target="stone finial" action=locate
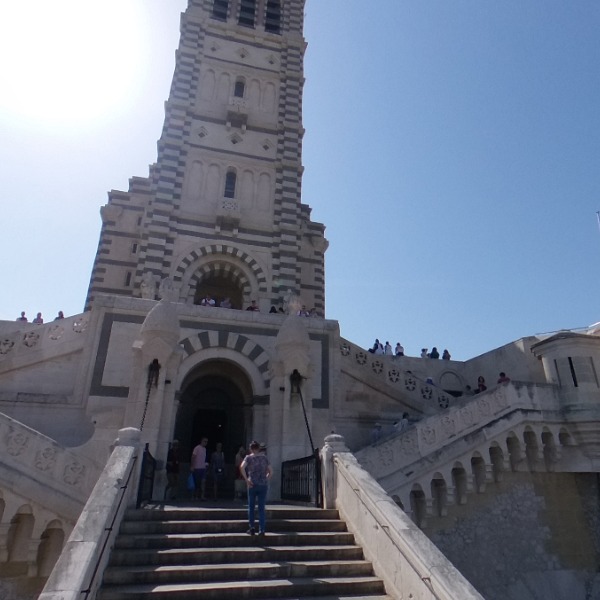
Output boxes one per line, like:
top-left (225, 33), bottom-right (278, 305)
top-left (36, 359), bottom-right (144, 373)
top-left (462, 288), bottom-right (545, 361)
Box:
top-left (283, 288), bottom-right (301, 315)
top-left (140, 293), bottom-right (180, 347)
top-left (114, 427), bottom-right (141, 447)
top-left (158, 277), bottom-right (178, 302)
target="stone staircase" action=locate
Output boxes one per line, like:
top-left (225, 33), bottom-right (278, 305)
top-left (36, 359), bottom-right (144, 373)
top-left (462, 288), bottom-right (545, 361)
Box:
top-left (97, 504), bottom-right (391, 600)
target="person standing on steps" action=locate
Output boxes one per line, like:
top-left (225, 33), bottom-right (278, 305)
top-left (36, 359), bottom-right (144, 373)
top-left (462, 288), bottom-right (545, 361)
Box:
top-left (240, 440), bottom-right (272, 537)
top-left (190, 437), bottom-right (209, 500)
top-left (210, 442), bottom-right (225, 499)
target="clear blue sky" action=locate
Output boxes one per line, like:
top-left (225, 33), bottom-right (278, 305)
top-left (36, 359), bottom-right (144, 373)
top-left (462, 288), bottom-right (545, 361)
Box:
top-left (1, 1), bottom-right (599, 360)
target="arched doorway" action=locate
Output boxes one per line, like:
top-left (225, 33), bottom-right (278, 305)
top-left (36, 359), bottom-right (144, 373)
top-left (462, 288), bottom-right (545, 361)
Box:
top-left (174, 360), bottom-right (254, 497)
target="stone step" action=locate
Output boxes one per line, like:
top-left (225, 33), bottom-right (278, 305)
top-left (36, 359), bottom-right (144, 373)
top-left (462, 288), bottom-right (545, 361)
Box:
top-left (109, 544), bottom-right (365, 567)
top-left (114, 531), bottom-right (357, 550)
top-left (97, 575), bottom-right (387, 600)
top-left (119, 518), bottom-right (347, 535)
top-left (124, 507), bottom-right (341, 522)
top-left (102, 559), bottom-right (375, 585)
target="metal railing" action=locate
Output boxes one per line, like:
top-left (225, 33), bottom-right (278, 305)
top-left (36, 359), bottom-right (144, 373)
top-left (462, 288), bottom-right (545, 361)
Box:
top-left (281, 449), bottom-right (322, 507)
top-left (136, 443), bottom-right (156, 508)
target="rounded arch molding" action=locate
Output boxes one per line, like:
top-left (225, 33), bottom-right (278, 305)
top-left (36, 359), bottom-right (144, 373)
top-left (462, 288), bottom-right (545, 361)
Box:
top-left (172, 245), bottom-right (268, 303)
top-left (179, 331), bottom-right (271, 393)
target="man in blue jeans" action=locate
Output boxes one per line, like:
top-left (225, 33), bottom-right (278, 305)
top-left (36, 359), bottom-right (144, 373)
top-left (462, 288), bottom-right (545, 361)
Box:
top-left (240, 441), bottom-right (273, 537)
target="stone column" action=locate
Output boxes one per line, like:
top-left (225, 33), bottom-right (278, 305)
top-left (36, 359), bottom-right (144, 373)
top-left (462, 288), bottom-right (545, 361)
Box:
top-left (321, 433), bottom-right (350, 509)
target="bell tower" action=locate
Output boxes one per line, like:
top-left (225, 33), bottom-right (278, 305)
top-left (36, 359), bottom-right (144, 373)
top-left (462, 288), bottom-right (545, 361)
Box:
top-left (86, 0), bottom-right (327, 313)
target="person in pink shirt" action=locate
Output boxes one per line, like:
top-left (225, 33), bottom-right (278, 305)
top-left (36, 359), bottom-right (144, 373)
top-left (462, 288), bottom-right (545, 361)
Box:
top-left (190, 437), bottom-right (209, 500)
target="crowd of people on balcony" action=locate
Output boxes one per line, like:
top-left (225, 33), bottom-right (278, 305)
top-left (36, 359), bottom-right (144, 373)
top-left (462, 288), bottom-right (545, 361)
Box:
top-left (16, 310), bottom-right (64, 324)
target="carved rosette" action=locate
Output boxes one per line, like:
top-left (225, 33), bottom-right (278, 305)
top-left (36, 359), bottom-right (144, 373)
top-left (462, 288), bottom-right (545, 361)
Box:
top-left (388, 368), bottom-right (400, 383)
top-left (477, 396), bottom-right (492, 416)
top-left (437, 394), bottom-right (450, 409)
top-left (421, 385), bottom-right (433, 401)
top-left (0, 338), bottom-right (15, 355)
top-left (35, 446), bottom-right (57, 472)
top-left (460, 405), bottom-right (475, 427)
top-left (6, 429), bottom-right (28, 456)
top-left (23, 331), bottom-right (40, 348)
top-left (355, 351), bottom-right (367, 365)
top-left (404, 375), bottom-right (416, 391)
top-left (421, 425), bottom-right (437, 446)
top-left (493, 387), bottom-right (508, 409)
top-left (48, 325), bottom-right (65, 341)
top-left (401, 431), bottom-right (419, 455)
top-left (72, 317), bottom-right (89, 334)
top-left (371, 360), bottom-right (383, 375)
top-left (441, 415), bottom-right (456, 436)
top-left (64, 461), bottom-right (86, 486)
top-left (340, 343), bottom-right (351, 356)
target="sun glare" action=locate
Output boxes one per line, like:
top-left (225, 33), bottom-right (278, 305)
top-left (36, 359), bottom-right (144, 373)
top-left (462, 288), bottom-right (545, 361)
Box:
top-left (0, 1), bottom-right (142, 125)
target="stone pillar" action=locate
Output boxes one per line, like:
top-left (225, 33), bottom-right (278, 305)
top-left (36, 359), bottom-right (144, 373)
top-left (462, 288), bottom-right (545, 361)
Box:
top-left (321, 433), bottom-right (350, 509)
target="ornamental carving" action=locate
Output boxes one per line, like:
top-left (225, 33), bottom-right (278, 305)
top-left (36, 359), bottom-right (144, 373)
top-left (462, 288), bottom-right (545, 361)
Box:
top-left (0, 339), bottom-right (15, 355)
top-left (64, 461), bottom-right (86, 486)
top-left (6, 429), bottom-right (28, 456)
top-left (493, 387), bottom-right (508, 408)
top-left (441, 415), bottom-right (456, 435)
top-left (460, 405), bottom-right (475, 426)
top-left (401, 431), bottom-right (419, 455)
top-left (421, 385), bottom-right (433, 401)
top-left (437, 394), bottom-right (450, 409)
top-left (35, 446), bottom-right (57, 472)
top-left (371, 360), bottom-right (383, 375)
top-left (355, 351), bottom-right (367, 365)
top-left (23, 331), bottom-right (40, 348)
top-left (378, 444), bottom-right (394, 467)
top-left (72, 317), bottom-right (89, 334)
top-left (48, 325), bottom-right (65, 340)
top-left (477, 396), bottom-right (492, 416)
top-left (388, 369), bottom-right (400, 383)
top-left (421, 425), bottom-right (437, 446)
top-left (340, 343), bottom-right (351, 356)
top-left (404, 376), bottom-right (416, 392)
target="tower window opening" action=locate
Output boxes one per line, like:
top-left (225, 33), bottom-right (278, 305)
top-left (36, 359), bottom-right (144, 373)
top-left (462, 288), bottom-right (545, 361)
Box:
top-left (234, 79), bottom-right (245, 98)
top-left (212, 0), bottom-right (228, 20)
top-left (238, 0), bottom-right (256, 27)
top-left (224, 170), bottom-right (237, 198)
top-left (265, 0), bottom-right (281, 34)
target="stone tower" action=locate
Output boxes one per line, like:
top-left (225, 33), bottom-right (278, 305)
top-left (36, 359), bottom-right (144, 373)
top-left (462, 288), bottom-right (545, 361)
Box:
top-left (86, 0), bottom-right (327, 315)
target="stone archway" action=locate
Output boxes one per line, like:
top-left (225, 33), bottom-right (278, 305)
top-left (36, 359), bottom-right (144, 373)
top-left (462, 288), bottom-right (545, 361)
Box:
top-left (174, 359), bottom-right (255, 498)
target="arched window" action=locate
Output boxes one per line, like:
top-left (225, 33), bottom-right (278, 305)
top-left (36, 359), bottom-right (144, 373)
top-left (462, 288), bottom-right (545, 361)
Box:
top-left (212, 0), bottom-right (228, 20)
top-left (224, 170), bottom-right (237, 198)
top-left (234, 79), bottom-right (245, 98)
top-left (239, 0), bottom-right (256, 27)
top-left (265, 0), bottom-right (281, 34)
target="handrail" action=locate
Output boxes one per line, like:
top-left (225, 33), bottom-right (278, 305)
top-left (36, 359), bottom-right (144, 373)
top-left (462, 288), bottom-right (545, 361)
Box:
top-left (38, 427), bottom-right (141, 600)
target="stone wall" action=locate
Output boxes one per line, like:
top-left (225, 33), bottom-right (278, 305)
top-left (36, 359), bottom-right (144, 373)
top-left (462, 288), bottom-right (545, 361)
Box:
top-left (426, 472), bottom-right (600, 600)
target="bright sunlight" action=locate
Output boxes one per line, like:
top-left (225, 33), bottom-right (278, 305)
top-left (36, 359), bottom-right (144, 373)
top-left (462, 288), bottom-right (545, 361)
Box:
top-left (0, 1), bottom-right (143, 125)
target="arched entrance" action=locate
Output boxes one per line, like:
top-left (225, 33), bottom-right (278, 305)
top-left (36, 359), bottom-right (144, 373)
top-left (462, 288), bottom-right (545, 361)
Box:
top-left (174, 360), bottom-right (254, 497)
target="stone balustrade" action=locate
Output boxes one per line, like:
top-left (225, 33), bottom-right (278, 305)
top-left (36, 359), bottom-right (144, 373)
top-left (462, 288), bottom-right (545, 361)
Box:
top-left (322, 434), bottom-right (485, 600)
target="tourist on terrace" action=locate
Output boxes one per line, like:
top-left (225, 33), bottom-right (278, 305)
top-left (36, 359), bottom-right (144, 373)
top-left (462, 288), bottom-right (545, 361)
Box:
top-left (220, 297), bottom-right (232, 308)
top-left (497, 372), bottom-right (511, 384)
top-left (384, 341), bottom-right (393, 355)
top-left (395, 342), bottom-right (404, 356)
top-left (200, 294), bottom-right (215, 306)
top-left (420, 348), bottom-right (428, 358)
top-left (442, 349), bottom-right (451, 360)
top-left (16, 311), bottom-right (27, 322)
top-left (475, 376), bottom-right (487, 394)
top-left (429, 347), bottom-right (440, 359)
top-left (246, 300), bottom-right (259, 311)
top-left (54, 311), bottom-right (64, 320)
top-left (32, 312), bottom-right (44, 324)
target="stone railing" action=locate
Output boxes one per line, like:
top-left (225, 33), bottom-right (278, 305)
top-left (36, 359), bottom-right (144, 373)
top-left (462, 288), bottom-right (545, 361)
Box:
top-left (39, 428), bottom-right (141, 600)
top-left (0, 411), bottom-right (102, 522)
top-left (0, 313), bottom-right (90, 368)
top-left (321, 434), bottom-right (485, 600)
top-left (355, 382), bottom-right (561, 484)
top-left (339, 337), bottom-right (454, 412)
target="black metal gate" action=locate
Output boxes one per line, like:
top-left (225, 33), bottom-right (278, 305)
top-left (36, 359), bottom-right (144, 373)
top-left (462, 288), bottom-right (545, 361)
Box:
top-left (281, 449), bottom-right (322, 507)
top-left (136, 443), bottom-right (156, 508)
